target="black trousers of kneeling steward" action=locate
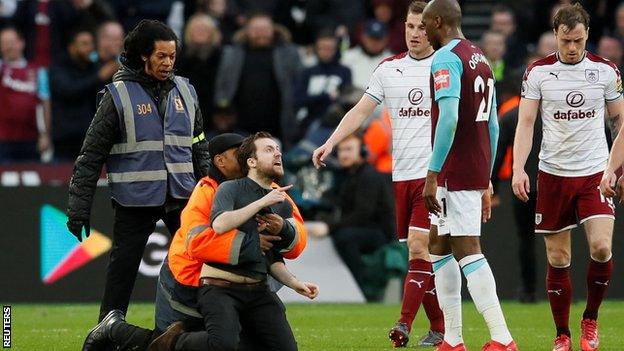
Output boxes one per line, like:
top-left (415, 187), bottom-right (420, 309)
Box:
top-left (174, 282), bottom-right (298, 351)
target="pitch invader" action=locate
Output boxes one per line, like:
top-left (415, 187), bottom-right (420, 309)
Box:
top-left (421, 1), bottom-right (517, 350)
top-left (312, 1), bottom-right (445, 348)
top-left (513, 3), bottom-right (623, 351)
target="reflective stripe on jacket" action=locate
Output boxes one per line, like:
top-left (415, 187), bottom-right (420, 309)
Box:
top-left (105, 77), bottom-right (197, 206)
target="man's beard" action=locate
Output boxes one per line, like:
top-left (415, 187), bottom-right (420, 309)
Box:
top-left (257, 164), bottom-right (283, 181)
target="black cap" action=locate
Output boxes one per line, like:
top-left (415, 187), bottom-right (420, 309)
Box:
top-left (208, 133), bottom-right (245, 160)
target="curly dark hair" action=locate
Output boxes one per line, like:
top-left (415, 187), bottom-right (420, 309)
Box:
top-left (237, 131), bottom-right (274, 174)
top-left (121, 19), bottom-right (178, 69)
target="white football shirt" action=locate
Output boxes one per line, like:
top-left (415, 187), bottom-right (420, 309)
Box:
top-left (522, 52), bottom-right (623, 177)
top-left (365, 51), bottom-right (434, 182)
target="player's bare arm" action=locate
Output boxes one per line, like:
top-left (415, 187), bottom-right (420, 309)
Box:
top-left (312, 95), bottom-right (377, 168)
top-left (601, 98), bottom-right (624, 198)
top-left (512, 98), bottom-right (539, 202)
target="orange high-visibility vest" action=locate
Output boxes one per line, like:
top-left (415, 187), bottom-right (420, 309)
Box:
top-left (497, 96), bottom-right (521, 180)
top-left (364, 109), bottom-right (393, 174)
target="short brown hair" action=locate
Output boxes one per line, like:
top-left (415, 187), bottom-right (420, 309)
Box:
top-left (237, 131), bottom-right (274, 174)
top-left (407, 1), bottom-right (427, 15)
top-left (552, 3), bottom-right (589, 32)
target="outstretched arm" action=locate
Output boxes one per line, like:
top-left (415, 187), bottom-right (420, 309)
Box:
top-left (312, 95), bottom-right (377, 168)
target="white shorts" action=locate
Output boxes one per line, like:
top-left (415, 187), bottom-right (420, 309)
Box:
top-left (430, 186), bottom-right (484, 236)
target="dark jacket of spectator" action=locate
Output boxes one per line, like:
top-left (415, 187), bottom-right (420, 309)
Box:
top-left (108, 0), bottom-right (173, 33)
top-left (274, 0), bottom-right (314, 45)
top-left (492, 106), bottom-right (542, 192)
top-left (67, 65), bottom-right (211, 222)
top-left (214, 25), bottom-right (301, 147)
top-left (333, 162), bottom-right (395, 240)
top-left (176, 46), bottom-right (222, 132)
top-left (305, 0), bottom-right (365, 35)
top-left (294, 56), bottom-right (351, 135)
top-left (49, 53), bottom-right (105, 159)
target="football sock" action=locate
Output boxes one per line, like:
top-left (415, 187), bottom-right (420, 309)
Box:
top-left (547, 264), bottom-right (572, 337)
top-left (423, 272), bottom-right (445, 333)
top-left (459, 254), bottom-right (513, 345)
top-left (583, 256), bottom-right (613, 320)
top-left (398, 259), bottom-right (433, 330)
top-left (432, 254), bottom-right (463, 346)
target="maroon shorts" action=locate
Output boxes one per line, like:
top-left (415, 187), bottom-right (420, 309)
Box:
top-left (393, 178), bottom-right (431, 241)
top-left (535, 170), bottom-right (615, 234)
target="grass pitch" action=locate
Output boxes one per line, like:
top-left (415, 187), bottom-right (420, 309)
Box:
top-left (7, 301), bottom-right (624, 350)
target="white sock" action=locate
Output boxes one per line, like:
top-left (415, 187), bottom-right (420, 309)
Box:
top-left (431, 254), bottom-right (463, 346)
top-left (459, 254), bottom-right (513, 345)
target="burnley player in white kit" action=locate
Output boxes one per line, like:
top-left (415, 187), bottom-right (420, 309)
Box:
top-left (312, 1), bottom-right (445, 348)
top-left (513, 4), bottom-right (624, 351)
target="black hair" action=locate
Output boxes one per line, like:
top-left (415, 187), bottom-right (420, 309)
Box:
top-left (315, 28), bottom-right (337, 42)
top-left (66, 26), bottom-right (93, 47)
top-left (121, 20), bottom-right (178, 69)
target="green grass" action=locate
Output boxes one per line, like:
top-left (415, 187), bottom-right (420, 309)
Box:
top-left (7, 301), bottom-right (624, 350)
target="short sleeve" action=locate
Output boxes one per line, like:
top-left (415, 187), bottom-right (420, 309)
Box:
top-left (431, 50), bottom-right (462, 101)
top-left (210, 181), bottom-right (237, 225)
top-left (521, 67), bottom-right (541, 100)
top-left (605, 64), bottom-right (623, 101)
top-left (364, 66), bottom-right (384, 104)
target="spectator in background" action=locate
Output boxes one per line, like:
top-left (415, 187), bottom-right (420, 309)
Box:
top-left (204, 106), bottom-right (249, 140)
top-left (176, 14), bottom-right (222, 131)
top-left (186, 0), bottom-right (242, 45)
top-left (536, 31), bottom-right (557, 58)
top-left (294, 30), bottom-right (351, 139)
top-left (12, 0), bottom-right (53, 67)
top-left (94, 21), bottom-right (123, 65)
top-left (50, 28), bottom-right (116, 160)
top-left (341, 20), bottom-right (391, 90)
top-left (93, 21), bottom-right (122, 87)
top-left (328, 134), bottom-right (395, 297)
top-left (108, 0), bottom-right (173, 33)
top-left (214, 13), bottom-right (301, 147)
top-left (0, 27), bottom-right (52, 163)
top-left (598, 36), bottom-right (623, 71)
top-left (305, 0), bottom-right (365, 40)
top-left (492, 71), bottom-right (540, 304)
top-left (0, 0), bottom-right (17, 29)
top-left (361, 0), bottom-right (407, 54)
top-left (481, 30), bottom-right (508, 85)
top-left (274, 0), bottom-right (313, 46)
top-left (13, 0), bottom-right (114, 66)
top-left (490, 5), bottom-right (527, 70)
top-left (613, 3), bottom-right (624, 46)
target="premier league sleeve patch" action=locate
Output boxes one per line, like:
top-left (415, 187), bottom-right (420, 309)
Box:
top-left (434, 69), bottom-right (450, 91)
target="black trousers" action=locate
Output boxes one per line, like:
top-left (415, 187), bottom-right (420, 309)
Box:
top-left (174, 284), bottom-right (297, 351)
top-left (512, 193), bottom-right (537, 295)
top-left (98, 202), bottom-right (184, 321)
top-left (331, 226), bottom-right (389, 285)
top-left (109, 320), bottom-right (274, 351)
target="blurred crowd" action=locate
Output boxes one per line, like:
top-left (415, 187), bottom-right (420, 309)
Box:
top-left (1, 0), bottom-right (624, 163)
top-left (2, 0), bottom-right (624, 298)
